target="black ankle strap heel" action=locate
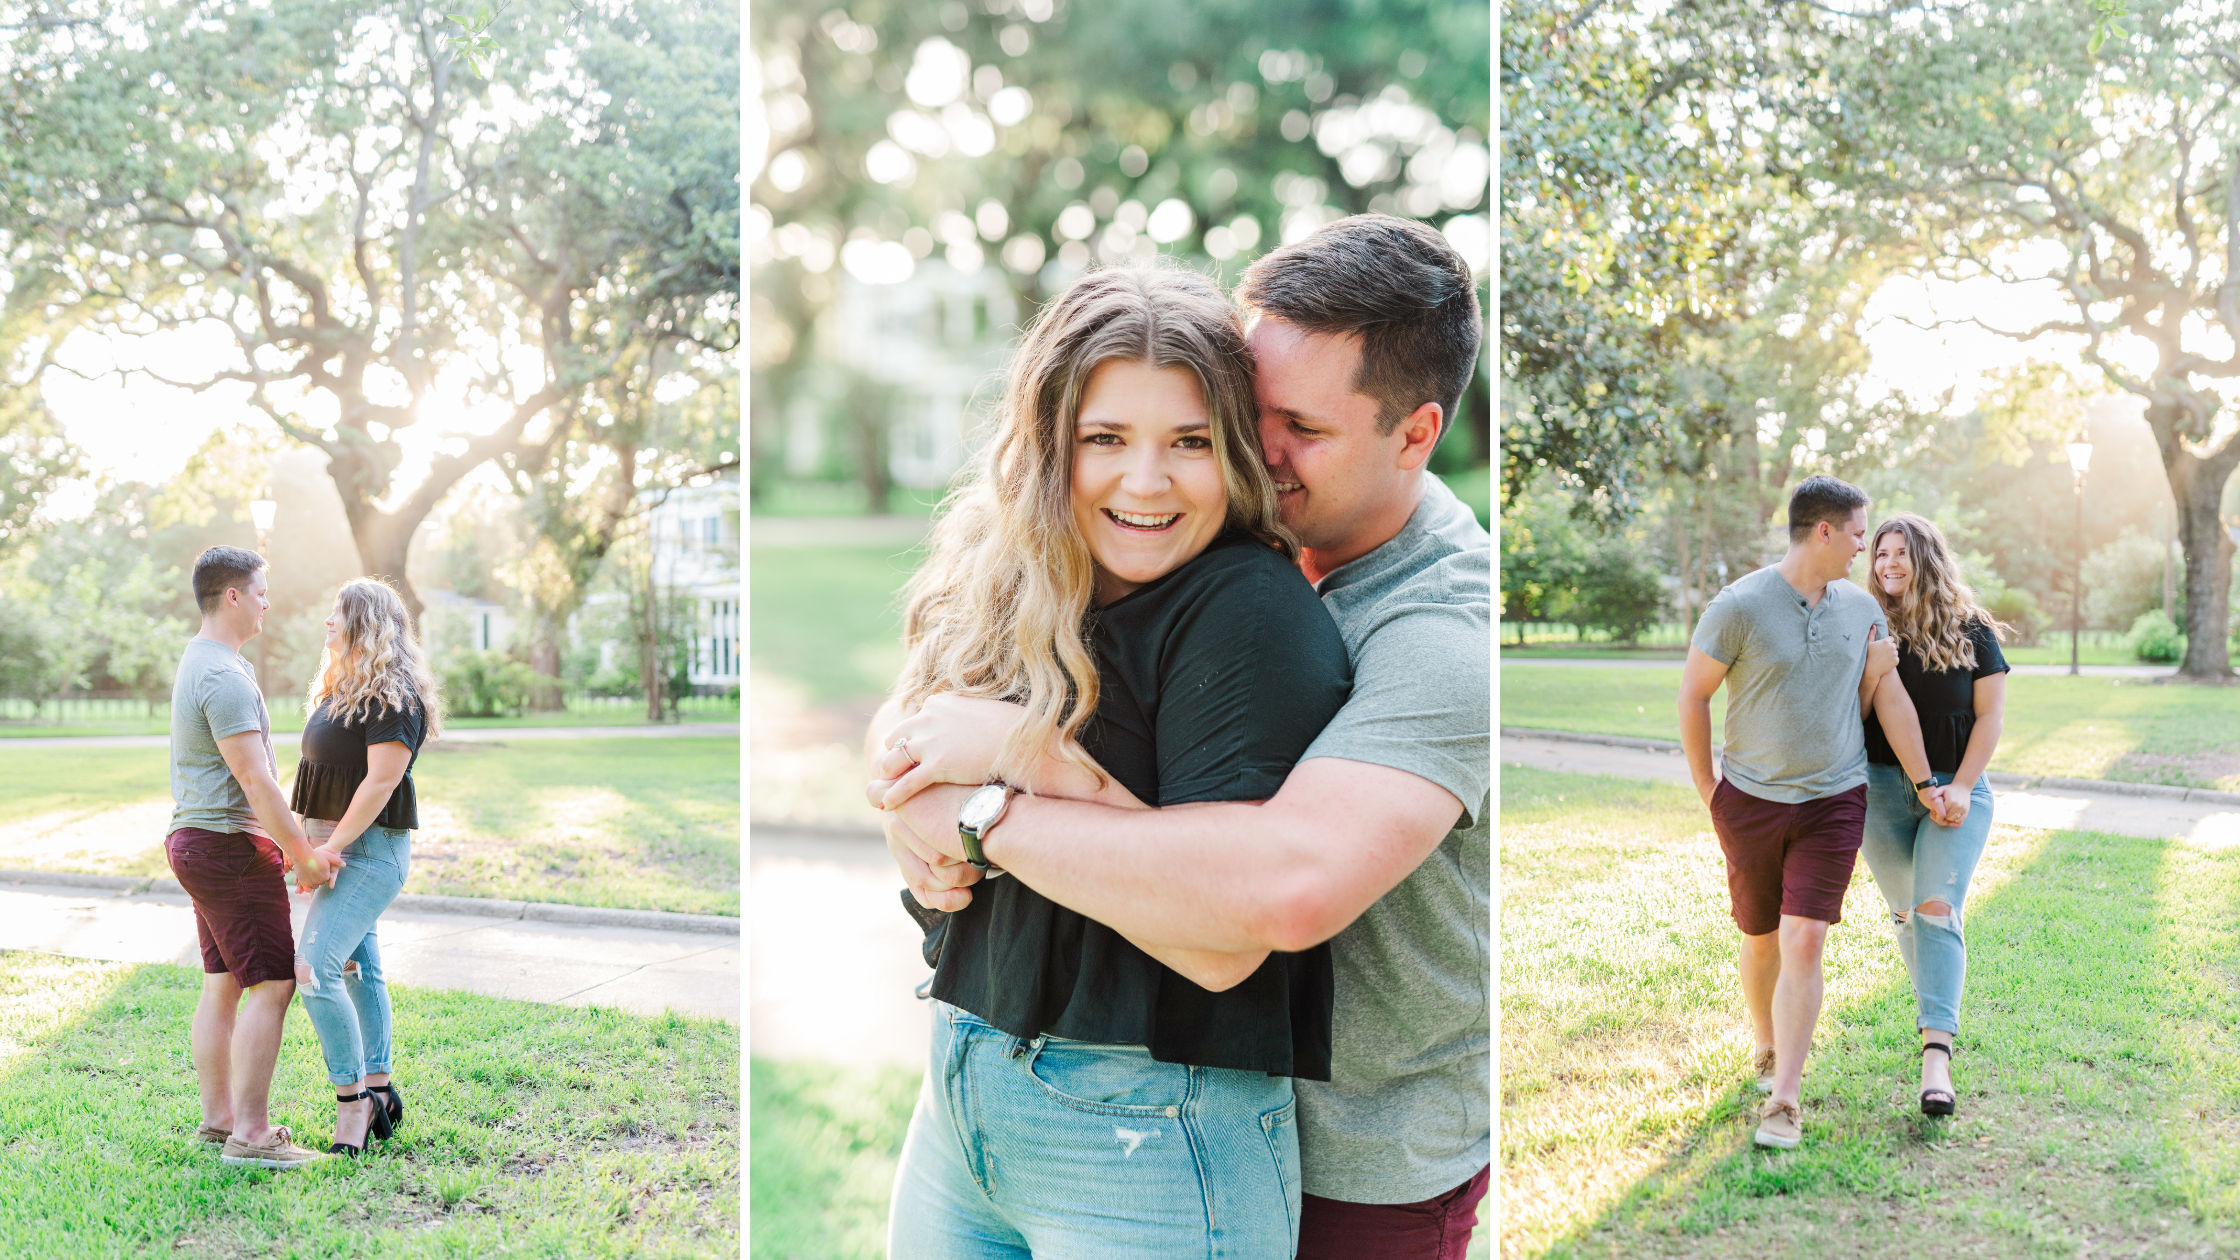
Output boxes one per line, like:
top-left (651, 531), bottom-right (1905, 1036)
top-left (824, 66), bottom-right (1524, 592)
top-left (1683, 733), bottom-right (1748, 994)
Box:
top-left (335, 1087), bottom-right (394, 1147)
top-left (368, 1082), bottom-right (404, 1131)
top-left (1919, 1041), bottom-right (1956, 1117)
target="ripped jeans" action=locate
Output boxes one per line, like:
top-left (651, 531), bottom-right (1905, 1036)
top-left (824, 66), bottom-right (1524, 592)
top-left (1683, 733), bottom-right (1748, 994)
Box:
top-left (888, 1001), bottom-right (1300, 1259)
top-left (1858, 763), bottom-right (1993, 1034)
top-left (295, 821), bottom-right (410, 1087)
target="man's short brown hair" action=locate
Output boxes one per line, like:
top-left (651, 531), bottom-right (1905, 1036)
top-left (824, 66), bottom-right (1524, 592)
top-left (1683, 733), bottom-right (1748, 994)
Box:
top-left (1238, 213), bottom-right (1482, 436)
top-left (1786, 475), bottom-right (1870, 543)
top-left (192, 546), bottom-right (267, 615)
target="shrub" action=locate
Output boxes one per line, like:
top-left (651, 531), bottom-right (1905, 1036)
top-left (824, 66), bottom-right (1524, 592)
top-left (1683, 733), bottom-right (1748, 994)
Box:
top-left (438, 649), bottom-right (540, 717)
top-left (1983, 586), bottom-right (2046, 647)
top-left (2126, 609), bottom-right (2184, 663)
top-left (1572, 542), bottom-right (1666, 644)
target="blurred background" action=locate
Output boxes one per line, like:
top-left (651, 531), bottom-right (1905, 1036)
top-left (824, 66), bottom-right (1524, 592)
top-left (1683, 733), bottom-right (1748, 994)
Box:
top-left (746, 1), bottom-right (1490, 1255)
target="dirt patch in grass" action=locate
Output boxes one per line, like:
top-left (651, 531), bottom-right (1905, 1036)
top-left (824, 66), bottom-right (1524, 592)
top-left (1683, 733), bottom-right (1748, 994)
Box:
top-left (2110, 747), bottom-right (2240, 791)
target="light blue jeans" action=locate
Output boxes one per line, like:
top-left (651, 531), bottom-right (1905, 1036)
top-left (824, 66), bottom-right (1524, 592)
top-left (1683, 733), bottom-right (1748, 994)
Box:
top-left (295, 822), bottom-right (410, 1087)
top-left (888, 1001), bottom-right (1301, 1259)
top-left (1859, 763), bottom-right (1993, 1034)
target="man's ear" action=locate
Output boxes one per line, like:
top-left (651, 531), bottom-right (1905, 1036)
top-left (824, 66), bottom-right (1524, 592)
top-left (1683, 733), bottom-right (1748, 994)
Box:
top-left (1394, 401), bottom-right (1443, 472)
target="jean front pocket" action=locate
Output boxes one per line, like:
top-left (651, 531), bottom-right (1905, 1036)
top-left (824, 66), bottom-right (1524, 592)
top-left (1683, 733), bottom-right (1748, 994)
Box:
top-left (1260, 1096), bottom-right (1301, 1238)
top-left (1021, 1038), bottom-right (1191, 1118)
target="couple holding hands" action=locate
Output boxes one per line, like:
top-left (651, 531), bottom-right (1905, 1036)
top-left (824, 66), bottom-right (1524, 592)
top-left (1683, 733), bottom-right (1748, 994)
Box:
top-left (1680, 476), bottom-right (2009, 1149)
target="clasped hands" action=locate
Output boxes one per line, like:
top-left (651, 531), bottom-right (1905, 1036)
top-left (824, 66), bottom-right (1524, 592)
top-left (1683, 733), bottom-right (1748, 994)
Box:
top-left (277, 840), bottom-right (349, 894)
top-left (866, 694), bottom-right (1026, 913)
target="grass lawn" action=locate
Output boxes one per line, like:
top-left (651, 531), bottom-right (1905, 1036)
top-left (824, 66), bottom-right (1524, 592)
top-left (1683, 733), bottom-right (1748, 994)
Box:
top-left (1502, 764), bottom-right (2240, 1257)
top-left (748, 545), bottom-right (922, 708)
top-left (0, 951), bottom-right (737, 1258)
top-left (0, 737), bottom-right (741, 917)
top-left (751, 1057), bottom-right (1493, 1258)
top-left (1502, 665), bottom-right (2240, 790)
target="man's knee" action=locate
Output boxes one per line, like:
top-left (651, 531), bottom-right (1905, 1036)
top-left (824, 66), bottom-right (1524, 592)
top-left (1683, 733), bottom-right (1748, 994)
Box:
top-left (1777, 915), bottom-right (1831, 953)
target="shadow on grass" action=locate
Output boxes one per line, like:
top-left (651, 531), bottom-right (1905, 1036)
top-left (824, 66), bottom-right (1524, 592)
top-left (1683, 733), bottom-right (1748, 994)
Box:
top-left (1547, 821), bottom-right (2240, 1257)
top-left (0, 953), bottom-right (738, 1259)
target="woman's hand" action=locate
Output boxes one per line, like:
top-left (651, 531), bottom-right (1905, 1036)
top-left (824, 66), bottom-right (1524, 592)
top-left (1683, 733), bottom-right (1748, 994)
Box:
top-left (1935, 783), bottom-right (1970, 829)
top-left (869, 694), bottom-right (1029, 810)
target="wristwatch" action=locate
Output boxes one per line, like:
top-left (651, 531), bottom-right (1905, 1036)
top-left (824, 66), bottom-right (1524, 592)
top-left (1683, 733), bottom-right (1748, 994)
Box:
top-left (957, 782), bottom-right (1016, 871)
top-left (1912, 776), bottom-right (1937, 793)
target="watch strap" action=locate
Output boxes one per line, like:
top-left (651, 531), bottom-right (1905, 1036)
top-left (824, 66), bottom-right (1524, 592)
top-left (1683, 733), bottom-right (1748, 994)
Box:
top-left (1913, 777), bottom-right (1937, 793)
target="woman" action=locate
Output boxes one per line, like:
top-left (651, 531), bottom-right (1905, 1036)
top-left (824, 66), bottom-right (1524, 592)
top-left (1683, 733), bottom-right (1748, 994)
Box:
top-left (1857, 513), bottom-right (2009, 1117)
top-left (867, 265), bottom-right (1351, 1257)
top-left (289, 577), bottom-right (440, 1156)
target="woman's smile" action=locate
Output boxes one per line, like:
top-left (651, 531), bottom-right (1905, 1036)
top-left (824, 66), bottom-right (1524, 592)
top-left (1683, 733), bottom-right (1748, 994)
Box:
top-left (1104, 508), bottom-right (1182, 531)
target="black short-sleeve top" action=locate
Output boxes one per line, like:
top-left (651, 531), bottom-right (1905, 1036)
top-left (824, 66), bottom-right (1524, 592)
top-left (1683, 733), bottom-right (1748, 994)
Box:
top-left (288, 696), bottom-right (429, 829)
top-left (916, 532), bottom-right (1353, 1079)
top-left (1864, 618), bottom-right (2010, 775)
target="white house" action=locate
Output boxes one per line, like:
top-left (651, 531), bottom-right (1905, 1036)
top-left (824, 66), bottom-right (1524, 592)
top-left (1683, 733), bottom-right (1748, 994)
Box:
top-left (648, 472), bottom-right (741, 693)
top-left (818, 257), bottom-right (1019, 489)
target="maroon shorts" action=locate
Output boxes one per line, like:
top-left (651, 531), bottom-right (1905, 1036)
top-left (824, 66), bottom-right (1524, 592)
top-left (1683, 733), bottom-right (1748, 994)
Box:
top-left (1709, 779), bottom-right (1867, 936)
top-left (1296, 1165), bottom-right (1489, 1260)
top-left (165, 828), bottom-right (295, 987)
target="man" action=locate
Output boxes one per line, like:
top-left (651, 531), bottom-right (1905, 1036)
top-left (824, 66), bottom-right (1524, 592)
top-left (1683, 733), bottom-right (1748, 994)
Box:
top-left (873, 214), bottom-right (1491, 1254)
top-left (167, 546), bottom-right (338, 1170)
top-left (1676, 475), bottom-right (1944, 1150)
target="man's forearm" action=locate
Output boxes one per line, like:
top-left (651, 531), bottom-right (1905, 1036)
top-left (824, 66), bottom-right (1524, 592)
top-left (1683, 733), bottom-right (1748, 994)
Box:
top-left (982, 793), bottom-right (1325, 953)
top-left (1677, 698), bottom-right (1717, 797)
top-left (245, 776), bottom-right (309, 855)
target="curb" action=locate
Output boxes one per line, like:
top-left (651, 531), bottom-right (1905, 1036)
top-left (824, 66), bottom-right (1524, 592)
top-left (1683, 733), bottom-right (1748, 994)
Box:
top-left (749, 819), bottom-right (888, 842)
top-left (0, 870), bottom-right (738, 936)
top-left (1499, 729), bottom-right (2240, 805)
top-left (1499, 727), bottom-right (1694, 754)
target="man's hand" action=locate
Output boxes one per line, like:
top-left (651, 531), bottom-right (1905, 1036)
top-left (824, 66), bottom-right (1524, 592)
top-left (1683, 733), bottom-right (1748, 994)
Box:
top-left (291, 848), bottom-right (334, 893)
top-left (884, 812), bottom-right (983, 911)
top-left (879, 780), bottom-right (983, 910)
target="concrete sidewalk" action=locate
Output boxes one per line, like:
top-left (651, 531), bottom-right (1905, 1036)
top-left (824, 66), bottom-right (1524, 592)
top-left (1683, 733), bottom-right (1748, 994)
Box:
top-left (0, 878), bottom-right (738, 1022)
top-left (750, 824), bottom-right (931, 1069)
top-left (1502, 731), bottom-right (2240, 845)
top-left (0, 722), bottom-right (740, 751)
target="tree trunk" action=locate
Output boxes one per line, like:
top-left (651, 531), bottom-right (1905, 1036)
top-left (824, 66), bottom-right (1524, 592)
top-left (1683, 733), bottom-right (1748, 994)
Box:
top-left (2174, 453), bottom-right (2238, 681)
top-left (1672, 485), bottom-right (1695, 640)
top-left (2143, 401), bottom-right (2240, 681)
top-left (346, 509), bottom-right (426, 629)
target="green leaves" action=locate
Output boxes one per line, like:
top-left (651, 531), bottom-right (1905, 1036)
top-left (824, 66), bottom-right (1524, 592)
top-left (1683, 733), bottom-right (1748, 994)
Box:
top-left (445, 4), bottom-right (502, 79)
top-left (2086, 0), bottom-right (2130, 56)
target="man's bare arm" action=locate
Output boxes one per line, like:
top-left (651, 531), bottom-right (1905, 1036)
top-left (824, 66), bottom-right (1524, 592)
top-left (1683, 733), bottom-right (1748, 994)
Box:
top-left (1678, 647), bottom-right (1730, 807)
top-left (891, 756), bottom-right (1463, 955)
top-left (867, 696), bottom-right (1282, 988)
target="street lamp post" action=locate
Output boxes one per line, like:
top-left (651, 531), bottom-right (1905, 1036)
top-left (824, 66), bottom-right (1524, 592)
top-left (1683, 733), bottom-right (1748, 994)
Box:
top-left (2066, 438), bottom-right (2093, 677)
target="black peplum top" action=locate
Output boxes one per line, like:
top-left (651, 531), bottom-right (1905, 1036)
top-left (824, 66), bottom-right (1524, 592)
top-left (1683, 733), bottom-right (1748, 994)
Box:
top-left (289, 696), bottom-right (428, 830)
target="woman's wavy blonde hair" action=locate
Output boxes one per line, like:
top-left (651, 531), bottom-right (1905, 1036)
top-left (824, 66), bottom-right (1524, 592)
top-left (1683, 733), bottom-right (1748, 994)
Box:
top-left (1869, 513), bottom-right (2012, 674)
top-left (305, 577), bottom-right (443, 738)
top-left (894, 264), bottom-right (1292, 786)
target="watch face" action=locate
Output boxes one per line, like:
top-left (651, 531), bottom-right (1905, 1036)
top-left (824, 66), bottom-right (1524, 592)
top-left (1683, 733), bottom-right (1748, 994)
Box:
top-left (959, 784), bottom-right (1007, 830)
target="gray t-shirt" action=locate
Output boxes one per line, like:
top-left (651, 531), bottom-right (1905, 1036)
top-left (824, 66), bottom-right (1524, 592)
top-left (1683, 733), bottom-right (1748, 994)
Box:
top-left (1691, 565), bottom-right (1887, 804)
top-left (168, 636), bottom-right (276, 836)
top-left (1293, 474), bottom-right (1492, 1204)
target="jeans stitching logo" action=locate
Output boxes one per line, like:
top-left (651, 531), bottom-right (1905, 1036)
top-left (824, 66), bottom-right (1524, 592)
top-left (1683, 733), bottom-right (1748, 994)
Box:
top-left (1113, 1126), bottom-right (1159, 1157)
